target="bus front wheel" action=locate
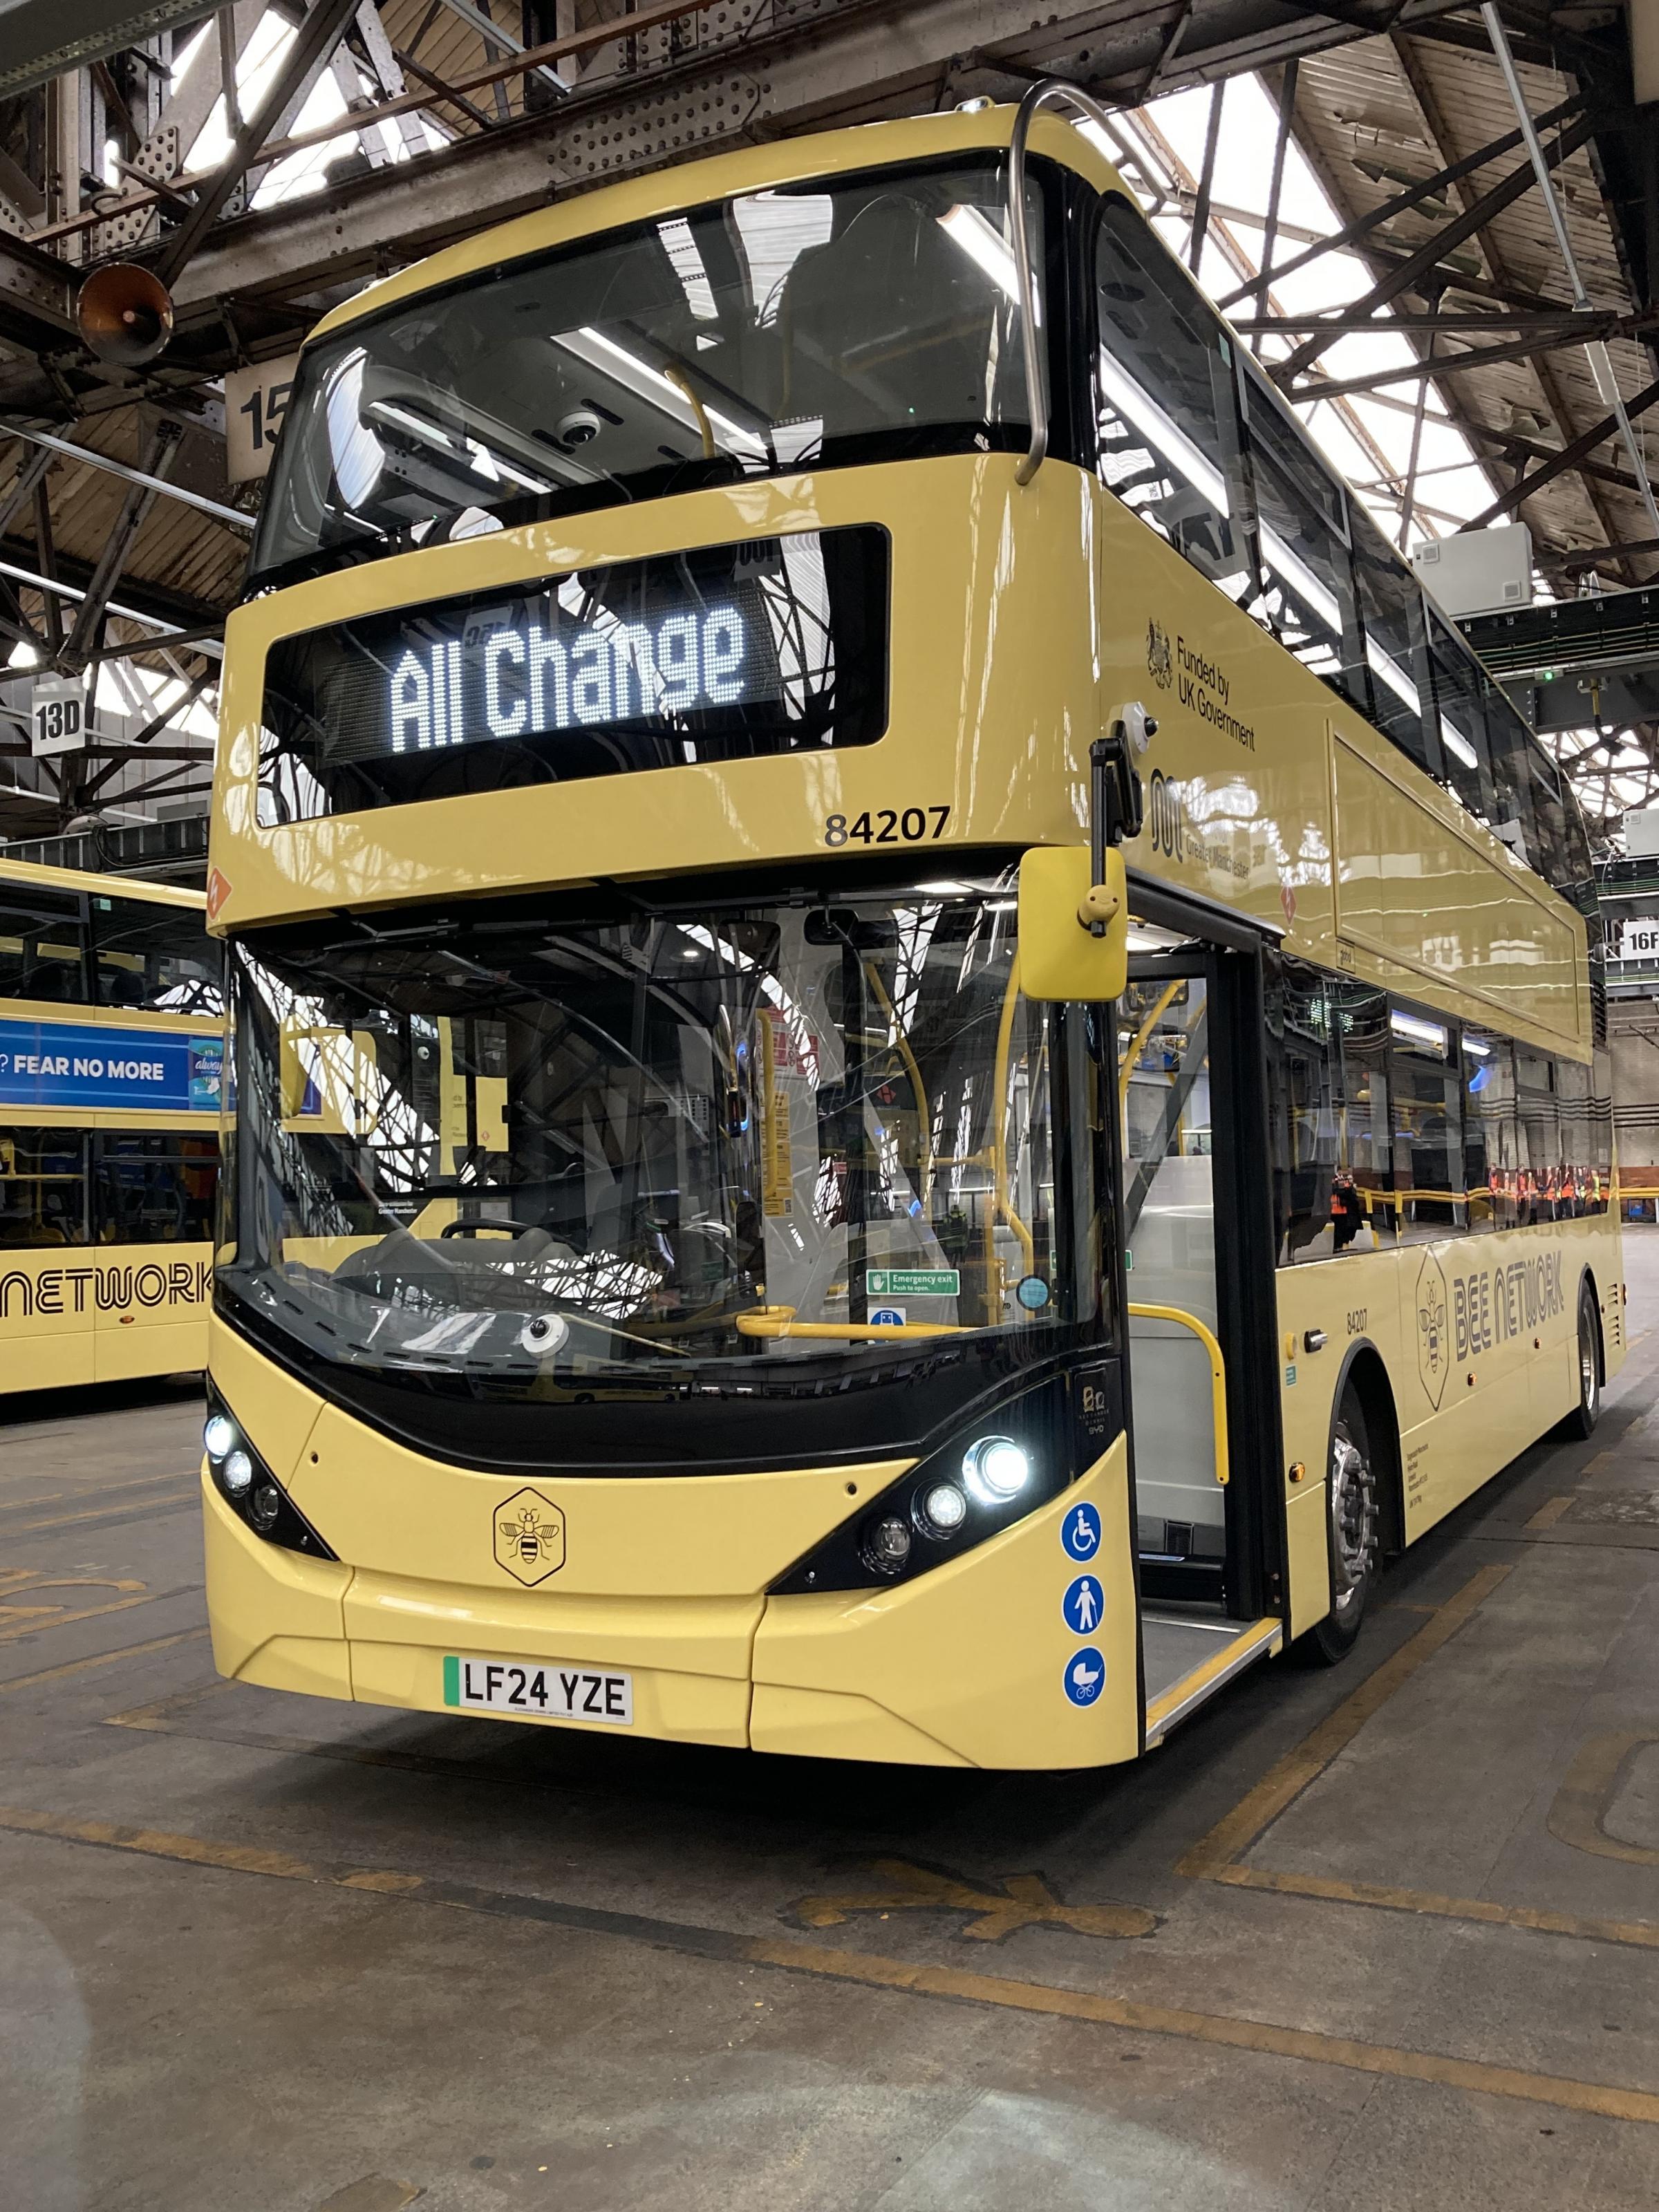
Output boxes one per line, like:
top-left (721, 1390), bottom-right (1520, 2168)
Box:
top-left (1558, 1282), bottom-right (1602, 1441)
top-left (1295, 1385), bottom-right (1379, 1668)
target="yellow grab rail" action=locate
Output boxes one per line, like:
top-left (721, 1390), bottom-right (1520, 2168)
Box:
top-left (735, 1304), bottom-right (967, 1342)
top-left (1127, 1302), bottom-right (1229, 1488)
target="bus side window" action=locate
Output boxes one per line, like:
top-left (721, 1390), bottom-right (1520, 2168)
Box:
top-left (0, 886), bottom-right (88, 1005)
top-left (0, 1127), bottom-right (91, 1246)
top-left (1589, 1048), bottom-right (1613, 1216)
top-left (1094, 196), bottom-right (1256, 606)
top-left (1389, 1005), bottom-right (1467, 1240)
top-left (1236, 365), bottom-right (1367, 718)
top-left (1513, 1048), bottom-right (1560, 1224)
top-left (1461, 1029), bottom-right (1517, 1232)
top-left (1425, 610), bottom-right (1499, 827)
top-left (91, 897), bottom-right (223, 1015)
top-left (93, 1132), bottom-right (218, 1244)
top-left (1555, 1057), bottom-right (1594, 1219)
top-left (1268, 959), bottom-right (1341, 1265)
top-left (1349, 509), bottom-right (1434, 776)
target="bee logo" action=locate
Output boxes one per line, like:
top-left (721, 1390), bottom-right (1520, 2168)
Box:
top-left (492, 1486), bottom-right (565, 1585)
top-left (1414, 1252), bottom-right (1449, 1411)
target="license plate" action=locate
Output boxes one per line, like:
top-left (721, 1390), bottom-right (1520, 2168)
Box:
top-left (443, 1653), bottom-right (633, 1726)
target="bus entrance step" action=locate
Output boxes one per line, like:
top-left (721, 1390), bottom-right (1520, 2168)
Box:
top-left (1142, 1613), bottom-right (1283, 1747)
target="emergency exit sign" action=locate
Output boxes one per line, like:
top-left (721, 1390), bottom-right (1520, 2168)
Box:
top-left (866, 1268), bottom-right (960, 1298)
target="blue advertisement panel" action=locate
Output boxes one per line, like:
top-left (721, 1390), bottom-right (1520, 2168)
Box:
top-left (0, 1019), bottom-right (223, 1114)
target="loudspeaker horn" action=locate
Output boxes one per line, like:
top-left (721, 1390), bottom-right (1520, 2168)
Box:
top-left (76, 263), bottom-right (174, 367)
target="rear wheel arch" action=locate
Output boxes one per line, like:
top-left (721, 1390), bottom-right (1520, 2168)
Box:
top-left (1331, 1341), bottom-right (1403, 1557)
top-left (1577, 1266), bottom-right (1605, 1386)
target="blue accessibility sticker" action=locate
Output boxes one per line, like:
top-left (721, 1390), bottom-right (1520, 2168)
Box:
top-left (1062, 1573), bottom-right (1104, 1638)
top-left (1062, 1646), bottom-right (1107, 1707)
top-left (1060, 1499), bottom-right (1101, 1561)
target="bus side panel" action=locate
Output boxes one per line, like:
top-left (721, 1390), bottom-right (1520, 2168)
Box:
top-left (1276, 1248), bottom-right (1405, 1639)
top-left (1393, 1220), bottom-right (1613, 1532)
top-left (92, 1241), bottom-right (211, 1382)
top-left (0, 1248), bottom-right (97, 1392)
top-left (751, 1437), bottom-right (1137, 1770)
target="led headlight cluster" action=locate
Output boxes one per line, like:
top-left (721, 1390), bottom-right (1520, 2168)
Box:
top-left (772, 1375), bottom-right (1080, 1596)
top-left (202, 1389), bottom-right (337, 1560)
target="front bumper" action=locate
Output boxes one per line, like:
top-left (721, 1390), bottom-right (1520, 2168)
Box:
top-left (203, 1428), bottom-right (1138, 1771)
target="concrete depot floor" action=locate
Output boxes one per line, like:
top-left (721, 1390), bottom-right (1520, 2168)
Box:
top-left (6, 1250), bottom-right (1659, 2211)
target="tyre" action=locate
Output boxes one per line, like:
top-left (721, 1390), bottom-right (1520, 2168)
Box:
top-left (1293, 1385), bottom-right (1380, 1667)
top-left (1557, 1280), bottom-right (1602, 1441)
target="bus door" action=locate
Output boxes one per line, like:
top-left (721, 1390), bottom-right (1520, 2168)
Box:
top-left (1118, 934), bottom-right (1286, 1743)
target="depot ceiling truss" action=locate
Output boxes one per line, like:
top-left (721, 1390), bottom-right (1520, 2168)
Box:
top-left (0, 0), bottom-right (1649, 835)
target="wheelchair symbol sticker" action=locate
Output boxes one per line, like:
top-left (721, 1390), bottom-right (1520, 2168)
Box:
top-left (1062, 1574), bottom-right (1103, 1636)
top-left (1060, 1501), bottom-right (1101, 1561)
top-left (1063, 1647), bottom-right (1106, 1706)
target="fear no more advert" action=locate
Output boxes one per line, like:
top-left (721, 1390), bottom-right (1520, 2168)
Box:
top-left (0, 1020), bottom-right (223, 1114)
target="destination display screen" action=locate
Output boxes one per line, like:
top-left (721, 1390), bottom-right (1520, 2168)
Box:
top-left (257, 527), bottom-right (888, 820)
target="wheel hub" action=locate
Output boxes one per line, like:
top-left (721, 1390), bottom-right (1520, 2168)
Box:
top-left (1329, 1421), bottom-right (1376, 1611)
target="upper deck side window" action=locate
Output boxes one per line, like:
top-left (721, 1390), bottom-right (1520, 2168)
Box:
top-left (1091, 197), bottom-right (1255, 607)
top-left (89, 894), bottom-right (223, 1016)
top-left (1087, 196), bottom-right (1593, 916)
top-left (0, 882), bottom-right (88, 1005)
top-left (250, 154), bottom-right (1058, 589)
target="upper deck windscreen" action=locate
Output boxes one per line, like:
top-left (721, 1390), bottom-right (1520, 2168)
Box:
top-left (250, 156), bottom-right (1037, 587)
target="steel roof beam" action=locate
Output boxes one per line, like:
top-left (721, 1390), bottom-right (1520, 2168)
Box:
top-left (156, 0), bottom-right (362, 285)
top-left (1215, 88), bottom-right (1584, 312)
top-left (1469, 378), bottom-right (1659, 528)
top-left (115, 0), bottom-right (1469, 312)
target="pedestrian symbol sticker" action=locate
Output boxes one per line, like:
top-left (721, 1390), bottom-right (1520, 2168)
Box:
top-left (1062, 1574), bottom-right (1103, 1636)
top-left (1063, 1647), bottom-right (1106, 1706)
top-left (1061, 1500), bottom-right (1101, 1561)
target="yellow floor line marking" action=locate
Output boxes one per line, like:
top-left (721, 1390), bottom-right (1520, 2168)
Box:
top-left (0, 1627), bottom-right (209, 1694)
top-left (1526, 1496), bottom-right (1576, 1533)
top-left (104, 1678), bottom-right (229, 1730)
top-left (1, 1801), bottom-right (1656, 2128)
top-left (1180, 1563), bottom-right (1512, 1880)
top-left (0, 1590), bottom-right (184, 1644)
top-left (0, 1575), bottom-right (147, 1596)
top-left (1547, 1731), bottom-right (1659, 1870)
top-left (12, 1488), bottom-right (194, 1535)
top-left (1210, 1864), bottom-right (1659, 1953)
top-left (791, 1859), bottom-right (1155, 1942)
top-left (742, 1938), bottom-right (1659, 2127)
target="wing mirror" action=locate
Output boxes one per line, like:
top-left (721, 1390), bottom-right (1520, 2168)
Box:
top-left (1017, 716), bottom-right (1147, 1002)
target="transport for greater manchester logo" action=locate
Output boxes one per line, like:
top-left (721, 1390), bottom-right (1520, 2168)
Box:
top-left (1416, 1251), bottom-right (1449, 1410)
top-left (493, 1488), bottom-right (565, 1585)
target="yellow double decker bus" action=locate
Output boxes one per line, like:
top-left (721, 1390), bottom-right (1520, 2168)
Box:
top-left (202, 88), bottom-right (1620, 1765)
top-left (1, 857), bottom-right (223, 1391)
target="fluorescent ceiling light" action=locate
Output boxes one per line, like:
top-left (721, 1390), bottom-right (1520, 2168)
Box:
top-left (937, 204), bottom-right (1020, 302)
top-left (1390, 1009), bottom-right (1447, 1056)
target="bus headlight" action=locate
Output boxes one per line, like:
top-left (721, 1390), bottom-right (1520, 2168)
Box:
top-left (769, 1371), bottom-right (1106, 1596)
top-left (915, 1481), bottom-right (968, 1537)
top-left (202, 1385), bottom-right (337, 1562)
top-left (962, 1436), bottom-right (1030, 1506)
top-left (861, 1514), bottom-right (912, 1577)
